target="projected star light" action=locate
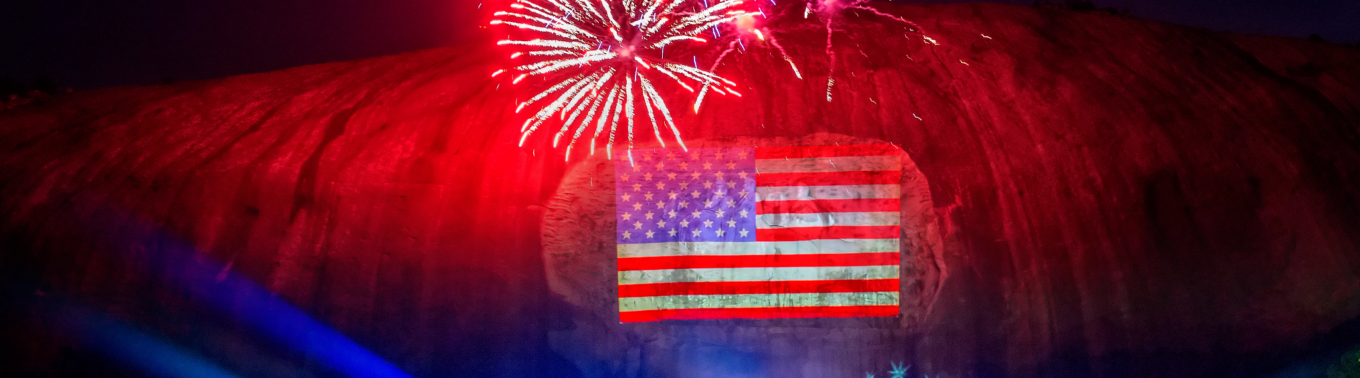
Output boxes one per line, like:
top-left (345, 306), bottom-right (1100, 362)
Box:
top-left (890, 362), bottom-right (909, 378)
top-left (491, 0), bottom-right (759, 160)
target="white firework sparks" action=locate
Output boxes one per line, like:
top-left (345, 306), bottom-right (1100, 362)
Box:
top-left (492, 0), bottom-right (759, 160)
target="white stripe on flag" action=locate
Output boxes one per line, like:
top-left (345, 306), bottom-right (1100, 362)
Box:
top-left (620, 292), bottom-right (900, 312)
top-left (754, 155), bottom-right (901, 173)
top-left (617, 239), bottom-right (899, 258)
top-left (757, 212), bottom-right (899, 228)
top-left (755, 185), bottom-right (900, 201)
top-left (618, 266), bottom-right (900, 285)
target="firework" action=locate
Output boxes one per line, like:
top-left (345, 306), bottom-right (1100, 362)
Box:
top-left (800, 0), bottom-right (926, 102)
top-left (493, 0), bottom-right (759, 160)
top-left (706, 11), bottom-right (802, 85)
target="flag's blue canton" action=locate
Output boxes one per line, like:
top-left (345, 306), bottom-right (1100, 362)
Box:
top-left (615, 148), bottom-right (757, 244)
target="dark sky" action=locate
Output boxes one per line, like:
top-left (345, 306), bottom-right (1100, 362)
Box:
top-left (2, 0), bottom-right (1357, 90)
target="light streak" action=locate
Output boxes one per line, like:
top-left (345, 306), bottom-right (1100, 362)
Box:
top-left (494, 0), bottom-right (755, 159)
top-left (61, 202), bottom-right (413, 378)
top-left (824, 12), bottom-right (837, 101)
top-left (52, 303), bottom-right (243, 378)
top-left (792, 0), bottom-right (927, 101)
top-left (767, 34), bottom-right (802, 79)
top-left (826, 77), bottom-right (834, 102)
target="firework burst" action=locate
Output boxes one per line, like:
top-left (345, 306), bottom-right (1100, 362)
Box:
top-left (492, 0), bottom-right (759, 160)
top-left (801, 0), bottom-right (926, 102)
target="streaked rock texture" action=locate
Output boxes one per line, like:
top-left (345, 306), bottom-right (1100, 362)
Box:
top-left (2, 3), bottom-right (1358, 377)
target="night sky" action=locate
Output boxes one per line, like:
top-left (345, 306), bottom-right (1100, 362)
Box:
top-left (2, 0), bottom-right (1357, 90)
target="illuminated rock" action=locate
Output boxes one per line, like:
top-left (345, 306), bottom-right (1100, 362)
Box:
top-left (1, 3), bottom-right (1358, 377)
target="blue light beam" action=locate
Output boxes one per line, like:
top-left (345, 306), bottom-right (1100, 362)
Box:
top-left (55, 304), bottom-right (242, 378)
top-left (78, 203), bottom-right (412, 378)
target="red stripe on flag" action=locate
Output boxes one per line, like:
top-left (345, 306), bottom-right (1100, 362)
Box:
top-left (618, 278), bottom-right (900, 297)
top-left (756, 226), bottom-right (899, 241)
top-left (757, 198), bottom-right (900, 214)
top-left (756, 170), bottom-right (899, 186)
top-left (755, 145), bottom-right (901, 159)
top-left (617, 253), bottom-right (900, 271)
top-left (620, 305), bottom-right (899, 322)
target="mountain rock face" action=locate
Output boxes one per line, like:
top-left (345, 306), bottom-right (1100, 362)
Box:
top-left (2, 3), bottom-right (1359, 377)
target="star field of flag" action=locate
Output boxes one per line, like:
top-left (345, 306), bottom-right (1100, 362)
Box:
top-left (614, 148), bottom-right (757, 244)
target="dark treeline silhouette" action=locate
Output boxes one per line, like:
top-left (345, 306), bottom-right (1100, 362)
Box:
top-left (1032, 0), bottom-right (1127, 16)
top-left (1, 76), bottom-right (64, 111)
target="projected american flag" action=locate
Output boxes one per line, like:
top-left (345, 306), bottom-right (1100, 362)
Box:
top-left (613, 145), bottom-right (902, 322)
